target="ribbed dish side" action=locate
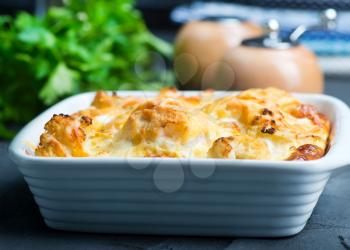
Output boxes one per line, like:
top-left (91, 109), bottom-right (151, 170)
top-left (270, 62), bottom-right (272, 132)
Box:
top-left (19, 164), bottom-right (331, 237)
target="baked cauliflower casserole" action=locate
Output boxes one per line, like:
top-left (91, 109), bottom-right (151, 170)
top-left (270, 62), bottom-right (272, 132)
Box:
top-left (35, 88), bottom-right (331, 161)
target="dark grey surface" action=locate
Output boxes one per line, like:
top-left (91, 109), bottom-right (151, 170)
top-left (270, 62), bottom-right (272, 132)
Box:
top-left (1, 78), bottom-right (350, 250)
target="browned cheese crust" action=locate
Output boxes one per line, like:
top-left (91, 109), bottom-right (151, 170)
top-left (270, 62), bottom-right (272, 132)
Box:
top-left (35, 88), bottom-right (331, 161)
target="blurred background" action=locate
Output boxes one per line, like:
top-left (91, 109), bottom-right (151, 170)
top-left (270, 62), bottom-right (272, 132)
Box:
top-left (1, 0), bottom-right (350, 138)
top-left (3, 0), bottom-right (350, 68)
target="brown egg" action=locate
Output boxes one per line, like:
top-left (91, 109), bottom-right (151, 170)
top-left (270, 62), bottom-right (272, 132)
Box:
top-left (174, 20), bottom-right (263, 90)
top-left (216, 45), bottom-right (324, 93)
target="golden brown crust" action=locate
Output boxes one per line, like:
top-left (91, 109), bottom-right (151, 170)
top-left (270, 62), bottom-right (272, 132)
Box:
top-left (286, 144), bottom-right (324, 161)
top-left (121, 100), bottom-right (191, 144)
top-left (35, 114), bottom-right (90, 157)
top-left (291, 104), bottom-right (330, 129)
top-left (208, 136), bottom-right (234, 158)
top-left (91, 91), bottom-right (115, 109)
top-left (208, 135), bottom-right (270, 159)
top-left (35, 88), bottom-right (331, 160)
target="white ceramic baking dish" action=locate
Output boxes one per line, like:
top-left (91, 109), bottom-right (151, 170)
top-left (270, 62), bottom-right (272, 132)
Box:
top-left (9, 91), bottom-right (350, 237)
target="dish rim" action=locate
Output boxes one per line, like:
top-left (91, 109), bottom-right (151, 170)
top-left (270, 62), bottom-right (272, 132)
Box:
top-left (9, 90), bottom-right (350, 173)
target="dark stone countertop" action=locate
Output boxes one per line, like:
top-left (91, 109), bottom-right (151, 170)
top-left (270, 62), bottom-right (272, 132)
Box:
top-left (1, 77), bottom-right (350, 250)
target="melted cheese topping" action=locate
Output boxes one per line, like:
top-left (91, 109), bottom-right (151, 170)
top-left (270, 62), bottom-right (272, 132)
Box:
top-left (35, 88), bottom-right (331, 161)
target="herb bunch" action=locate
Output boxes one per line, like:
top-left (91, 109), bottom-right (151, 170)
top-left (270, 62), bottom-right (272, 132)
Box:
top-left (0, 0), bottom-right (173, 138)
